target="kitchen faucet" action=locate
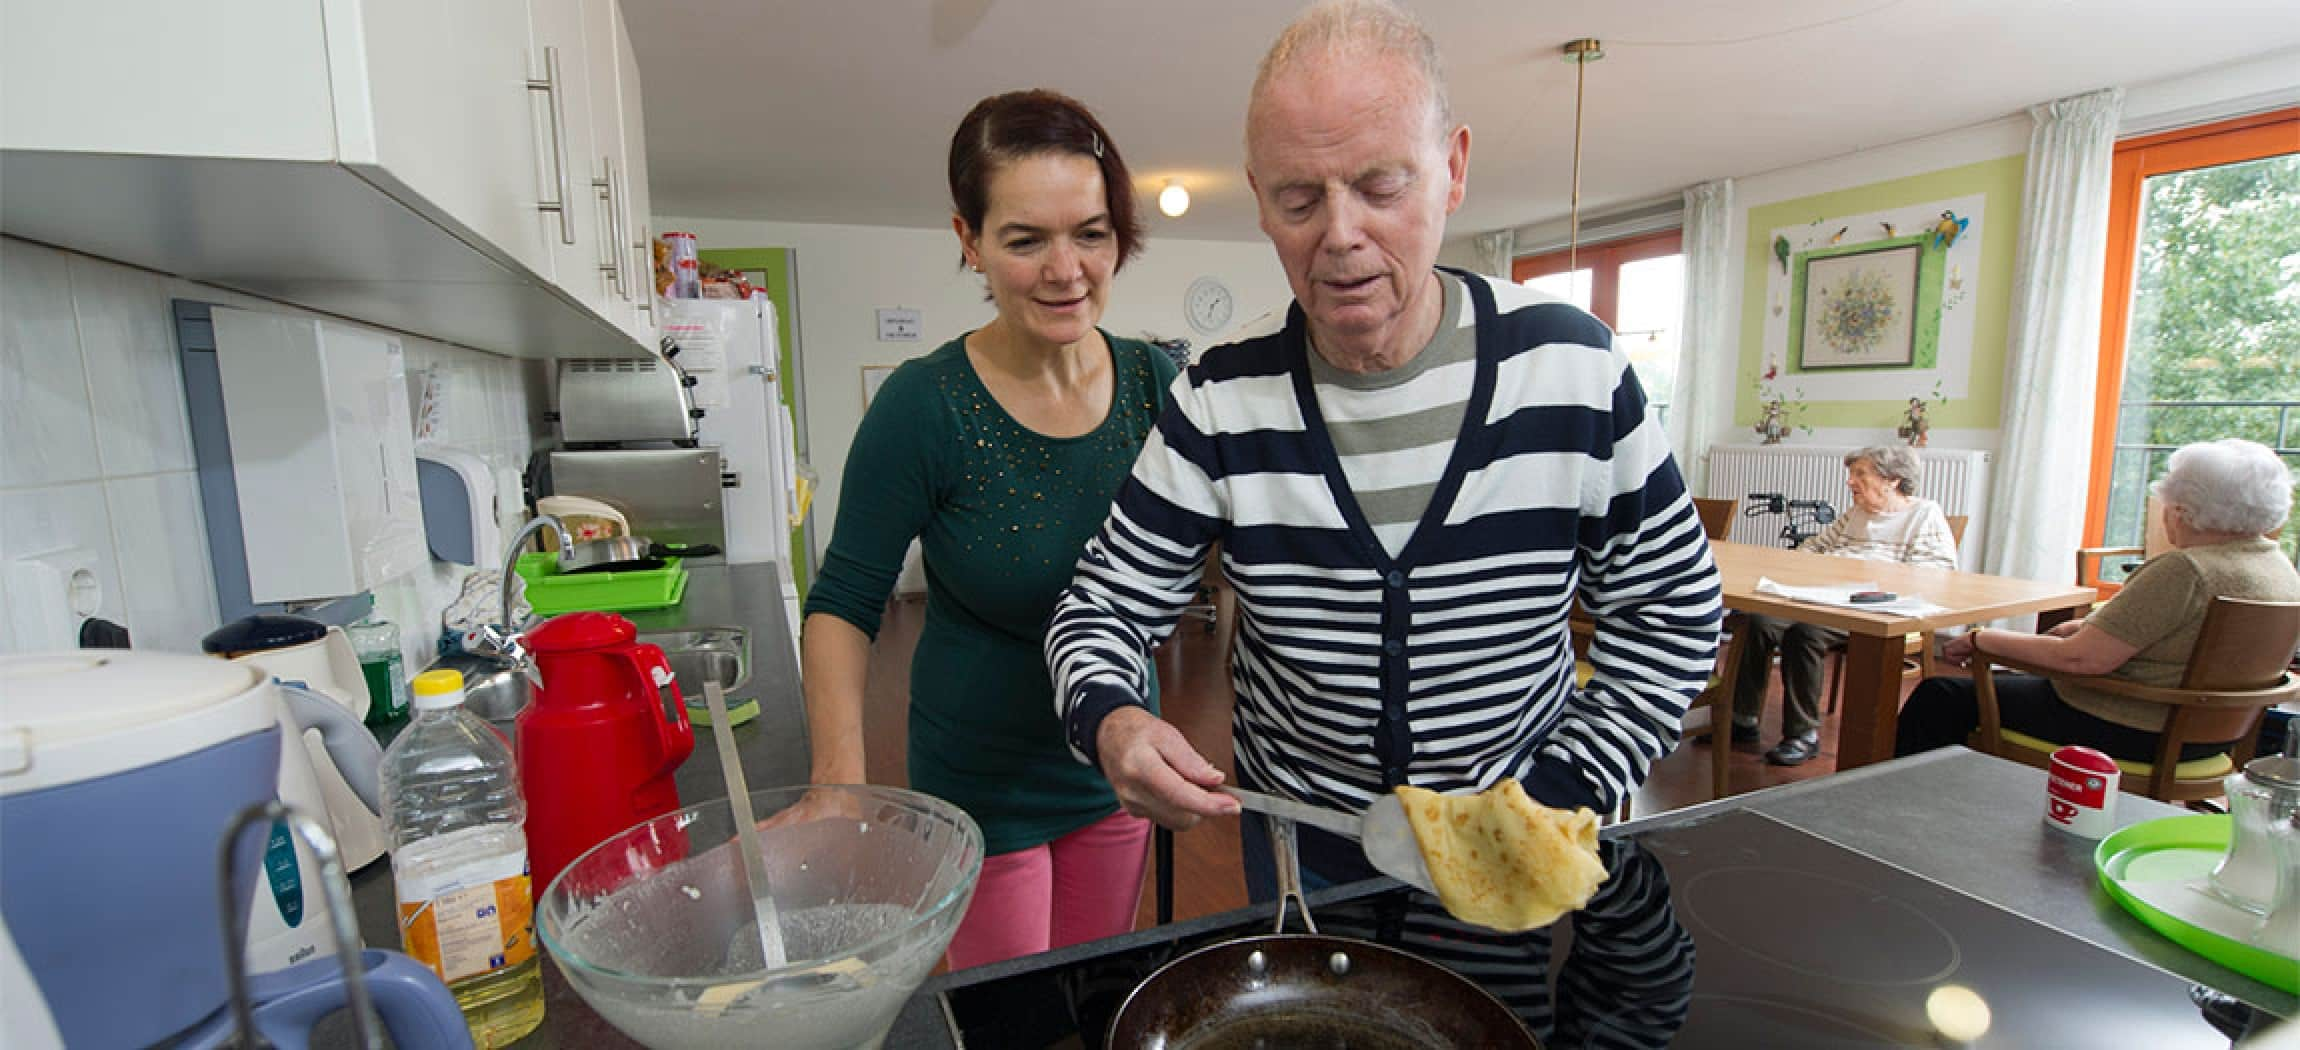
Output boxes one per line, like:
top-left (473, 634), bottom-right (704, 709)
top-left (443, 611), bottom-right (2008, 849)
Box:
top-left (474, 514), bottom-right (574, 687)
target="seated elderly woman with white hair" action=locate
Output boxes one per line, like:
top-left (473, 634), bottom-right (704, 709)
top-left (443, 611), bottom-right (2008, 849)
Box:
top-left (1729, 445), bottom-right (1961, 766)
top-left (1897, 438), bottom-right (2300, 761)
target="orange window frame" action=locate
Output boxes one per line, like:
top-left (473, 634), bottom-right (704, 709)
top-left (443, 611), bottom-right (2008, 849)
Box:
top-left (2083, 107), bottom-right (2300, 548)
top-left (1510, 228), bottom-right (1683, 329)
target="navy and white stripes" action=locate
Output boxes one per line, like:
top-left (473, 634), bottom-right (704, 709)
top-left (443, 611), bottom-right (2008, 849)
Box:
top-left (1048, 268), bottom-right (1722, 813)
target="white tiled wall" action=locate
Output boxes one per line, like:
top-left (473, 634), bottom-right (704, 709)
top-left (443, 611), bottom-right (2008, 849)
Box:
top-left (0, 236), bottom-right (547, 659)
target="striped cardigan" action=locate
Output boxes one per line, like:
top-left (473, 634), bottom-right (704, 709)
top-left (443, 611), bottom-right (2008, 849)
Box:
top-left (1046, 269), bottom-right (1722, 813)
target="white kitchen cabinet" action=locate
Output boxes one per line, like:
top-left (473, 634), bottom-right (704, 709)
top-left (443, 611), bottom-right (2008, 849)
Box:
top-left (0, 0), bottom-right (655, 361)
top-left (343, 0), bottom-right (561, 283)
top-left (615, 5), bottom-right (660, 345)
top-left (582, 0), bottom-right (658, 343)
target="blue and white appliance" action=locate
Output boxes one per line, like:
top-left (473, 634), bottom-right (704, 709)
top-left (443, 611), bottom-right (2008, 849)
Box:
top-left (0, 652), bottom-right (462, 1048)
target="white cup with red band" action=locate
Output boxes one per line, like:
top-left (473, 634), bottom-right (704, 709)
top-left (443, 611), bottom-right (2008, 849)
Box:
top-left (2046, 746), bottom-right (2121, 839)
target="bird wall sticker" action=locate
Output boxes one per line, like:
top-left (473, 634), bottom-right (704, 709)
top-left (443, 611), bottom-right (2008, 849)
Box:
top-left (1828, 226), bottom-right (1849, 245)
top-left (1880, 221), bottom-right (1898, 237)
top-left (1930, 210), bottom-right (1970, 249)
top-left (1774, 235), bottom-right (1791, 274)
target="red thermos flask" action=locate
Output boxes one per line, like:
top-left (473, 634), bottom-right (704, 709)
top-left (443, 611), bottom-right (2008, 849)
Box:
top-left (516, 611), bottom-right (695, 892)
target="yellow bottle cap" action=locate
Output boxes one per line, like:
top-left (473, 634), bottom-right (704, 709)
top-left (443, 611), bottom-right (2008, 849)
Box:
top-left (412, 669), bottom-right (465, 697)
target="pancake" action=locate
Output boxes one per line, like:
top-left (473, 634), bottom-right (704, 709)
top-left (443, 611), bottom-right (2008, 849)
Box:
top-left (1394, 779), bottom-right (1606, 931)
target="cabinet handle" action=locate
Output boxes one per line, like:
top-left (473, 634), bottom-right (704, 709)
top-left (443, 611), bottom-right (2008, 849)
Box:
top-left (609, 160), bottom-right (632, 302)
top-left (593, 159), bottom-right (622, 296)
top-left (634, 224), bottom-right (654, 316)
top-left (526, 47), bottom-right (576, 246)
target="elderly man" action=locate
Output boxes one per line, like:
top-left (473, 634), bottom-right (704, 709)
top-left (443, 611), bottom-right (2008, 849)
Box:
top-left (1045, 0), bottom-right (1721, 893)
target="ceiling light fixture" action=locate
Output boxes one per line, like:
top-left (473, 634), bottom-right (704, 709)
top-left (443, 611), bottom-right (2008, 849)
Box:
top-left (1562, 38), bottom-right (1604, 273)
top-left (1159, 180), bottom-right (1190, 218)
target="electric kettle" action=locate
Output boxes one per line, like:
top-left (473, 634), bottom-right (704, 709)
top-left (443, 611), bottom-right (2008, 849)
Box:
top-left (205, 615), bottom-right (389, 869)
top-left (516, 611), bottom-right (695, 892)
top-left (0, 652), bottom-right (464, 1049)
top-left (251, 682), bottom-right (383, 973)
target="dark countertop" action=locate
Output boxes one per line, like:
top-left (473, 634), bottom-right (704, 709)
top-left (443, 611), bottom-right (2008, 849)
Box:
top-left (333, 636), bottom-right (2295, 1050)
top-left (878, 748), bottom-right (2293, 1048)
top-left (323, 559), bottom-right (812, 1049)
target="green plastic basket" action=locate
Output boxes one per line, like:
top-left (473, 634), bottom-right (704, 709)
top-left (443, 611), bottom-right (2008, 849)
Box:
top-left (514, 552), bottom-right (688, 614)
top-left (2095, 814), bottom-right (2299, 995)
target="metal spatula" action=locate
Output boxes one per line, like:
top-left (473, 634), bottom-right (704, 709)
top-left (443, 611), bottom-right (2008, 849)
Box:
top-left (1223, 787), bottom-right (1436, 895)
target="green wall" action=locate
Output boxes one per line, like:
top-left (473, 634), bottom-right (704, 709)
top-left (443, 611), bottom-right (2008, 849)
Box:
top-left (1736, 154), bottom-right (2027, 430)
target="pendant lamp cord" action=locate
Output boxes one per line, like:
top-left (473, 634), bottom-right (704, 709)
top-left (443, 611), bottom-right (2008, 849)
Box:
top-left (1570, 52), bottom-right (1586, 274)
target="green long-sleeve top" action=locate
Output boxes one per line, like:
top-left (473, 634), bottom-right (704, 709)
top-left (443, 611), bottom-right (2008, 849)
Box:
top-left (804, 332), bottom-right (1178, 854)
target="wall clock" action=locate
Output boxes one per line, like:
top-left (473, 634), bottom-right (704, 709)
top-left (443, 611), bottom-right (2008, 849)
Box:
top-left (1185, 276), bottom-right (1234, 336)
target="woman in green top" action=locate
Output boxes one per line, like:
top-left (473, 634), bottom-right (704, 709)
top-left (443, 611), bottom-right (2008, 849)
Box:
top-left (800, 90), bottom-right (1180, 970)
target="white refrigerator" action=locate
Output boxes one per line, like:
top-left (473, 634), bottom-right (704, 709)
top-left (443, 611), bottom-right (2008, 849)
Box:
top-left (661, 295), bottom-right (805, 632)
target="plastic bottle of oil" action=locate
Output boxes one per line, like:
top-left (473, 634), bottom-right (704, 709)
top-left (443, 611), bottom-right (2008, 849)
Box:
top-left (380, 669), bottom-right (545, 1047)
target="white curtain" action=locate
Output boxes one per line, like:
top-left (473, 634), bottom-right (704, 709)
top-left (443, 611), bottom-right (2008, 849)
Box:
top-left (1984, 88), bottom-right (2123, 589)
top-left (1473, 229), bottom-right (1516, 279)
top-left (1667, 178), bottom-right (1733, 496)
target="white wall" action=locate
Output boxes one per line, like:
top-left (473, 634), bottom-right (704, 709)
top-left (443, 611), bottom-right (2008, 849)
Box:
top-left (655, 217), bottom-right (1293, 555)
top-left (0, 237), bottom-right (547, 668)
top-left (1449, 47), bottom-right (2300, 465)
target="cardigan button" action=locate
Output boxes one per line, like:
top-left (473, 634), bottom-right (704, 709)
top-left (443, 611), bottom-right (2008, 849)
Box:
top-left (1382, 639), bottom-right (1403, 656)
top-left (1385, 571), bottom-right (1405, 588)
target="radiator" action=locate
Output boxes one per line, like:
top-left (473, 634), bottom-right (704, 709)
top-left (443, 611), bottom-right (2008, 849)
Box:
top-left (1703, 444), bottom-right (1991, 565)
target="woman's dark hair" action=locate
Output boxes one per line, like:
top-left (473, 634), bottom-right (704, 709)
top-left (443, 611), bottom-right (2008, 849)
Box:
top-left (949, 90), bottom-right (1144, 271)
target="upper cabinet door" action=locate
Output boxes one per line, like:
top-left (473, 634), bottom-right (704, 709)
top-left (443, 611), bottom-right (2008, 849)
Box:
top-left (614, 0), bottom-right (658, 341)
top-left (334, 0), bottom-right (562, 281)
top-left (522, 0), bottom-right (614, 314)
top-left (0, 0), bottom-right (337, 160)
top-left (585, 0), bottom-right (656, 341)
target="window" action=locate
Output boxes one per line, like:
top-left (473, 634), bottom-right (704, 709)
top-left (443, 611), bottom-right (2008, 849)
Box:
top-left (1513, 229), bottom-right (1684, 413)
top-left (2085, 109), bottom-right (2300, 571)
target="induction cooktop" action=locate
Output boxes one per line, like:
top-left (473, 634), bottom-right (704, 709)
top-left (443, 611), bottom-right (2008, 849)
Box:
top-left (934, 809), bottom-right (2276, 1048)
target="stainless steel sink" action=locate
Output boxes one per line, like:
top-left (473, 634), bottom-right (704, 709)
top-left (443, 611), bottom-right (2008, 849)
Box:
top-left (637, 626), bottom-right (750, 699)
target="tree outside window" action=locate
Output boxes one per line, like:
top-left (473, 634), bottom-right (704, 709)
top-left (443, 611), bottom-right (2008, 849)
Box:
top-left (2087, 109), bottom-right (2300, 573)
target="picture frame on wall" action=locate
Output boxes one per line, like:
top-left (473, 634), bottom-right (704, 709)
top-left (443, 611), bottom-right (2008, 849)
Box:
top-left (1789, 236), bottom-right (1943, 371)
top-left (861, 364), bottom-right (896, 406)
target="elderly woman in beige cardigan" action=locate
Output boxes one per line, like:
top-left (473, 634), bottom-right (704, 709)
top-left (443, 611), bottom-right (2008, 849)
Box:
top-left (1730, 445), bottom-right (1961, 766)
top-left (1897, 438), bottom-right (2298, 761)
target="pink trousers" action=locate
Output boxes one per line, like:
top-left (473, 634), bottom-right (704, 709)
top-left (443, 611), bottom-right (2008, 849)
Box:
top-left (943, 809), bottom-right (1151, 971)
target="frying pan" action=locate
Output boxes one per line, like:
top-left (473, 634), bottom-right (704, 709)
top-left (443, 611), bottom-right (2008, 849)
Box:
top-left (558, 534), bottom-right (662, 574)
top-left (559, 538), bottom-right (725, 574)
top-left (1108, 816), bottom-right (1538, 1049)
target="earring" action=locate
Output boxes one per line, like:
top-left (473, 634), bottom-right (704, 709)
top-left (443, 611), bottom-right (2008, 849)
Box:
top-left (970, 264), bottom-right (982, 274)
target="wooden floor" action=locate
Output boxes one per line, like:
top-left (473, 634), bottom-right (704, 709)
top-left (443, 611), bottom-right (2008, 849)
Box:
top-left (857, 595), bottom-right (1908, 931)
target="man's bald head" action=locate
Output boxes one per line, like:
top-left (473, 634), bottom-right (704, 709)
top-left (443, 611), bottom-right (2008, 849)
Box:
top-left (1247, 0), bottom-right (1451, 150)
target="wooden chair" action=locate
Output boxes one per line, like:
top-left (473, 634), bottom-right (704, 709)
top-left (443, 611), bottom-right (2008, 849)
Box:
top-left (1693, 497), bottom-right (1737, 544)
top-left (1824, 514), bottom-right (1968, 714)
top-left (2075, 498), bottom-right (2171, 601)
top-left (1967, 597), bottom-right (2300, 802)
top-left (1604, 612), bottom-right (1747, 822)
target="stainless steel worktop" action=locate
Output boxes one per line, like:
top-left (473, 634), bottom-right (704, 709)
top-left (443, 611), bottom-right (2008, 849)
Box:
top-left (321, 559), bottom-right (811, 1049)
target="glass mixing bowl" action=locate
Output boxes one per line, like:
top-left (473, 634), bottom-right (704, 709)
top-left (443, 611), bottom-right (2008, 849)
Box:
top-left (537, 785), bottom-right (982, 1050)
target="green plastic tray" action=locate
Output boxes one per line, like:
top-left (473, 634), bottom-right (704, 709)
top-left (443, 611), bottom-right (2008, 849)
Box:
top-left (514, 552), bottom-right (688, 614)
top-left (2095, 814), bottom-right (2299, 995)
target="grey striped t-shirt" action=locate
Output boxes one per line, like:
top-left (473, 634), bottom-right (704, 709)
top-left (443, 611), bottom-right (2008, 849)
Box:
top-left (1306, 272), bottom-right (1477, 555)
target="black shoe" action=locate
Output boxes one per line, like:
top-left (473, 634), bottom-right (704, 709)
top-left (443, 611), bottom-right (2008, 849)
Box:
top-left (1730, 721), bottom-right (1760, 745)
top-left (1766, 735), bottom-right (1822, 766)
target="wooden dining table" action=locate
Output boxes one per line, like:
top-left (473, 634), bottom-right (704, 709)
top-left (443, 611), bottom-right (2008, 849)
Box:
top-left (1709, 541), bottom-right (2096, 769)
